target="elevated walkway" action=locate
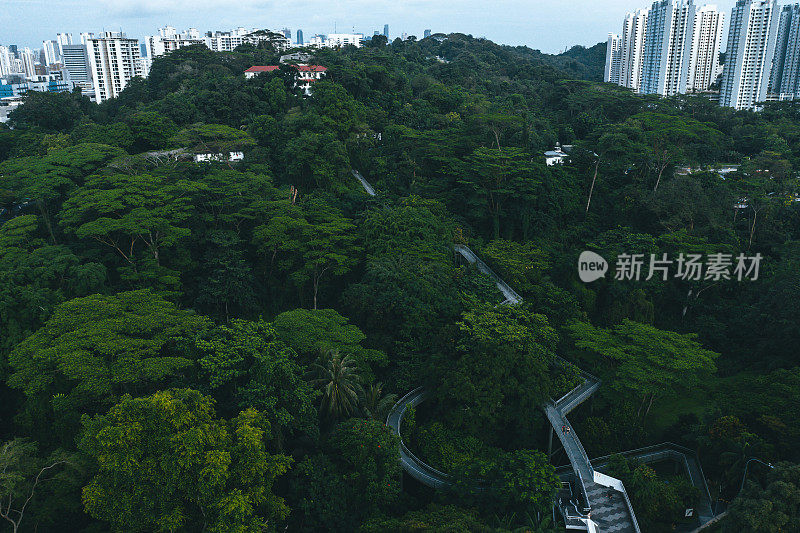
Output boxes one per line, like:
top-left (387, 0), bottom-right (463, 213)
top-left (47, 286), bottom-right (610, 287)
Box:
top-left (357, 169), bottom-right (705, 532)
top-left (352, 170), bottom-right (376, 197)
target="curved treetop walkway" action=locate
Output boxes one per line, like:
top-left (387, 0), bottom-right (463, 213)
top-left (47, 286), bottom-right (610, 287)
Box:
top-left (352, 170), bottom-right (713, 533)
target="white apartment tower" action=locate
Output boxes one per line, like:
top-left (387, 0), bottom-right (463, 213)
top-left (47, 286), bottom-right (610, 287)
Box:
top-left (86, 32), bottom-right (143, 103)
top-left (42, 40), bottom-right (60, 66)
top-left (19, 48), bottom-right (37, 77)
top-left (687, 5), bottom-right (725, 91)
top-left (0, 46), bottom-right (12, 76)
top-left (607, 1), bottom-right (724, 95)
top-left (204, 28), bottom-right (249, 52)
top-left (605, 33), bottom-right (623, 83)
top-left (640, 0), bottom-right (697, 96)
top-left (769, 4), bottom-right (800, 100)
top-left (620, 9), bottom-right (651, 90)
top-left (720, 0), bottom-right (781, 110)
top-left (145, 27), bottom-right (204, 58)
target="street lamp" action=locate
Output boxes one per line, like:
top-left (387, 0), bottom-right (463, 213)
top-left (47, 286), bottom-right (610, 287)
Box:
top-left (739, 457), bottom-right (774, 495)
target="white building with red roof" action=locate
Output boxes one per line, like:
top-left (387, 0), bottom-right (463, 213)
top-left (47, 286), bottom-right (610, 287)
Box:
top-left (245, 64), bottom-right (328, 94)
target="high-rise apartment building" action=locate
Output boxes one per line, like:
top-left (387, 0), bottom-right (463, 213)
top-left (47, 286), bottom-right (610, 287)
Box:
top-left (62, 44), bottom-right (94, 96)
top-left (384, 24), bottom-right (389, 37)
top-left (145, 27), bottom-right (204, 58)
top-left (606, 7), bottom-right (652, 91)
top-left (605, 33), bottom-right (623, 83)
top-left (19, 48), bottom-right (37, 77)
top-left (204, 28), bottom-right (249, 51)
top-left (640, 0), bottom-right (697, 96)
top-left (607, 1), bottom-right (723, 95)
top-left (297, 29), bottom-right (304, 45)
top-left (720, 0), bottom-right (780, 110)
top-left (42, 40), bottom-right (60, 66)
top-left (424, 29), bottom-right (432, 38)
top-left (687, 5), bottom-right (725, 91)
top-left (86, 32), bottom-right (143, 103)
top-left (769, 4), bottom-right (800, 99)
top-left (0, 46), bottom-right (13, 76)
top-left (620, 9), bottom-right (650, 90)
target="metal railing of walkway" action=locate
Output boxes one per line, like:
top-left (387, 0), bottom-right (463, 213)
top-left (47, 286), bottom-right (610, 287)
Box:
top-left (590, 442), bottom-right (715, 525)
top-left (351, 170), bottom-right (376, 197)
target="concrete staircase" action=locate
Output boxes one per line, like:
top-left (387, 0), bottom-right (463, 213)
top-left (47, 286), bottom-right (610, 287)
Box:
top-left (585, 481), bottom-right (637, 533)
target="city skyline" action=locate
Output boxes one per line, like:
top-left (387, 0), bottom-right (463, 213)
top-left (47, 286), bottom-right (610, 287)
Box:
top-left (1, 0), bottom-right (740, 53)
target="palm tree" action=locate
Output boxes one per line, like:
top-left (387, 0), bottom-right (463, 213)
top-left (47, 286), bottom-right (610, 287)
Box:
top-left (361, 382), bottom-right (398, 421)
top-left (310, 350), bottom-right (363, 421)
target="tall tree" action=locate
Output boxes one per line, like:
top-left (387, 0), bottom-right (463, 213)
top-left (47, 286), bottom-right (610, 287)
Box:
top-left (81, 389), bottom-right (292, 532)
top-left (569, 319), bottom-right (718, 421)
top-left (310, 351), bottom-right (363, 422)
top-left (193, 319), bottom-right (319, 446)
top-left (457, 147), bottom-right (541, 239)
top-left (60, 172), bottom-right (203, 288)
top-left (7, 290), bottom-right (209, 443)
top-left (0, 440), bottom-right (70, 533)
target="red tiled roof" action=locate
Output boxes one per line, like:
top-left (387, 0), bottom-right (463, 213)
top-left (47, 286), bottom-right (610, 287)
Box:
top-left (245, 65), bottom-right (327, 73)
top-left (245, 66), bottom-right (280, 73)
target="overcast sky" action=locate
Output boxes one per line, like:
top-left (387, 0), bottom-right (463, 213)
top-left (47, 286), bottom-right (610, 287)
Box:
top-left (2, 0), bottom-right (737, 53)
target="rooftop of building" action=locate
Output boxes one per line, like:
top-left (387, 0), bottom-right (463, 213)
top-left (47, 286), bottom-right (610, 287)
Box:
top-left (245, 65), bottom-right (327, 73)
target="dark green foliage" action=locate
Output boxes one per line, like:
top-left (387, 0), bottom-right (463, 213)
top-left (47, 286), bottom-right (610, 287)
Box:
top-left (80, 389), bottom-right (292, 532)
top-left (7, 290), bottom-right (210, 444)
top-left (8, 91), bottom-right (87, 132)
top-left (289, 419), bottom-right (399, 530)
top-left (193, 319), bottom-right (319, 445)
top-left (724, 461), bottom-right (800, 532)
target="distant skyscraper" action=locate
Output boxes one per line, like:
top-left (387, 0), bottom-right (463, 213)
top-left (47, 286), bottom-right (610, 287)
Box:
top-left (19, 48), bottom-right (37, 77)
top-left (62, 44), bottom-right (94, 95)
top-left (0, 46), bottom-right (12, 76)
top-left (619, 8), bottom-right (650, 91)
top-left (640, 0), bottom-right (697, 96)
top-left (282, 28), bottom-right (292, 40)
top-left (42, 40), bottom-right (60, 66)
top-left (424, 29), bottom-right (432, 38)
top-left (383, 24), bottom-right (389, 37)
top-left (686, 5), bottom-right (725, 92)
top-left (297, 29), bottom-right (304, 45)
top-left (769, 4), bottom-right (800, 100)
top-left (86, 32), bottom-right (143, 103)
top-left (605, 33), bottom-right (623, 83)
top-left (720, 0), bottom-right (781, 109)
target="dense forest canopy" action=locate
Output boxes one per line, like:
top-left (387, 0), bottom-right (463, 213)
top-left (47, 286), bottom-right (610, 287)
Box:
top-left (0, 32), bottom-right (798, 532)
